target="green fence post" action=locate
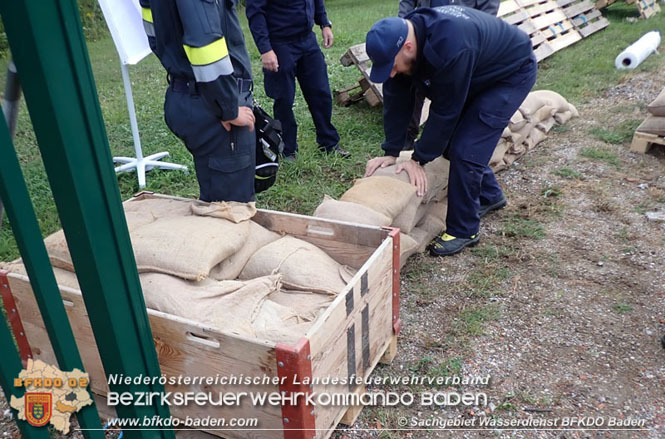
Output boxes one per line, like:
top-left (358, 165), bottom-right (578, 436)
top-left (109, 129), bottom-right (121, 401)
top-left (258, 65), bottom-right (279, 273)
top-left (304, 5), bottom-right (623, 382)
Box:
top-left (0, 109), bottom-right (104, 437)
top-left (0, 1), bottom-right (174, 438)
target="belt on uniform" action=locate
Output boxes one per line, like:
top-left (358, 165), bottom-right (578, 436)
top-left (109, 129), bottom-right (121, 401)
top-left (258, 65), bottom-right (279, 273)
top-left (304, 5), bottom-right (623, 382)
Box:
top-left (169, 75), bottom-right (252, 94)
top-left (168, 76), bottom-right (197, 94)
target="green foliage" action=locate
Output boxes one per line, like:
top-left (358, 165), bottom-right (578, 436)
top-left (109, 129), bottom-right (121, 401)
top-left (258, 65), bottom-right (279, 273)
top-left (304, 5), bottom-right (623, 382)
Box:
top-left (579, 147), bottom-right (621, 169)
top-left (589, 119), bottom-right (641, 145)
top-left (553, 167), bottom-right (582, 179)
top-left (0, 0), bottom-right (107, 57)
top-left (499, 216), bottom-right (545, 240)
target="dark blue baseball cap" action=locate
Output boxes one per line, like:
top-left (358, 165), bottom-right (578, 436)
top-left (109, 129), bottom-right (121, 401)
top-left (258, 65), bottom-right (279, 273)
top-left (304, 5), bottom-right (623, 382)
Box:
top-left (366, 17), bottom-right (408, 83)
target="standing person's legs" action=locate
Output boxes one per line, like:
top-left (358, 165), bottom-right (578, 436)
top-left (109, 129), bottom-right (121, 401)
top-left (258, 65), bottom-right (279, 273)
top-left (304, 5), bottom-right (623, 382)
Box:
top-left (296, 33), bottom-right (340, 150)
top-left (264, 43), bottom-right (299, 157)
top-left (430, 55), bottom-right (537, 255)
top-left (164, 86), bottom-right (255, 202)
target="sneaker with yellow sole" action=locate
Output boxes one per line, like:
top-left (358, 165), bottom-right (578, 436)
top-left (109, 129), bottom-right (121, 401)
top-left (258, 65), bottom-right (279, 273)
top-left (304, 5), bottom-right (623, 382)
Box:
top-left (429, 232), bottom-right (480, 257)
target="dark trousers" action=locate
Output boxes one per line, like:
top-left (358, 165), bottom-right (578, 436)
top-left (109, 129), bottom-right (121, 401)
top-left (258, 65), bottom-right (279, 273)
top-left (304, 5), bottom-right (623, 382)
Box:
top-left (263, 32), bottom-right (340, 156)
top-left (164, 83), bottom-right (255, 203)
top-left (445, 54), bottom-right (537, 238)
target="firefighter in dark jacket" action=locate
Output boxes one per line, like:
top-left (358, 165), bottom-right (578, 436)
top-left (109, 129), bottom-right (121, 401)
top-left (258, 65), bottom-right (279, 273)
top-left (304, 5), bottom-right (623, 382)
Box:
top-left (139, 0), bottom-right (256, 202)
top-left (398, 0), bottom-right (500, 150)
top-left (246, 0), bottom-right (349, 160)
top-left (364, 6), bottom-right (537, 256)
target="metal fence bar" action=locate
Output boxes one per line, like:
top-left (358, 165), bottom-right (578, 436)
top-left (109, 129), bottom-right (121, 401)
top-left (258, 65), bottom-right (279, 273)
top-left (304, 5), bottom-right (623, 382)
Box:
top-left (0, 0), bottom-right (174, 438)
top-left (0, 109), bottom-right (104, 438)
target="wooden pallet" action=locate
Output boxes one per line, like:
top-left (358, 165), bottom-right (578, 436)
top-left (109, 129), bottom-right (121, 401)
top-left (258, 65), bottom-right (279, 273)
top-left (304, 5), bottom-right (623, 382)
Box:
top-left (630, 131), bottom-right (665, 153)
top-left (594, 0), bottom-right (617, 9)
top-left (558, 0), bottom-right (610, 37)
top-left (339, 43), bottom-right (383, 105)
top-left (637, 0), bottom-right (661, 18)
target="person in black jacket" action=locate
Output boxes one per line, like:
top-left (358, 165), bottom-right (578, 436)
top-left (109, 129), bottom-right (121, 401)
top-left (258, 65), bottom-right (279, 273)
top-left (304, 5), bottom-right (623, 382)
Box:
top-left (364, 7), bottom-right (537, 256)
top-left (246, 0), bottom-right (349, 160)
top-left (398, 0), bottom-right (500, 150)
top-left (139, 0), bottom-right (256, 203)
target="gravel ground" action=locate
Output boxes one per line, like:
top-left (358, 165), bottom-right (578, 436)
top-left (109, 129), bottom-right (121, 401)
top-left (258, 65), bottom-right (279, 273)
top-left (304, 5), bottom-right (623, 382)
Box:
top-left (2, 63), bottom-right (664, 439)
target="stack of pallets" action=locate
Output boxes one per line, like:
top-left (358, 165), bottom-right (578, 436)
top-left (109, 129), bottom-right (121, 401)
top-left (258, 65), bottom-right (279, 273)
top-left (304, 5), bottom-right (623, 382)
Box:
top-left (338, 0), bottom-right (608, 105)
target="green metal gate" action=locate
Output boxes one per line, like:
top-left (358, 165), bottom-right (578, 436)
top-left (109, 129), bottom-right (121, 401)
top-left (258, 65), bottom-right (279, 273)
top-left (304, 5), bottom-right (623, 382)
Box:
top-left (0, 1), bottom-right (175, 438)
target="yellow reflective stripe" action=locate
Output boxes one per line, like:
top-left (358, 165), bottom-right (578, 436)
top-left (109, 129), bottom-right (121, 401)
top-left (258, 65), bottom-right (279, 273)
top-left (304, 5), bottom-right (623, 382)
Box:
top-left (183, 38), bottom-right (229, 66)
top-left (141, 7), bottom-right (153, 23)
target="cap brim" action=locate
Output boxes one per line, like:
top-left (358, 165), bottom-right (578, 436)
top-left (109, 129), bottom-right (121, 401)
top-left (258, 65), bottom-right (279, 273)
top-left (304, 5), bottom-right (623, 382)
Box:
top-left (369, 62), bottom-right (393, 83)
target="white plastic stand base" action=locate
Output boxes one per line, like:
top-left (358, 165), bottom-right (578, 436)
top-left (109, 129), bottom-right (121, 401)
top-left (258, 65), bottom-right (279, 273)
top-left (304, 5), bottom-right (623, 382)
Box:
top-left (112, 62), bottom-right (187, 188)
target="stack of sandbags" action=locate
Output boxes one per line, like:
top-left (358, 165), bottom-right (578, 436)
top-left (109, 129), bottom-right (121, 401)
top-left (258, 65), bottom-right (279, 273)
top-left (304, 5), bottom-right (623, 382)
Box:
top-left (636, 87), bottom-right (665, 136)
top-left (313, 154), bottom-right (449, 265)
top-left (38, 195), bottom-right (343, 344)
top-left (313, 90), bottom-right (579, 264)
top-left (491, 90), bottom-right (579, 171)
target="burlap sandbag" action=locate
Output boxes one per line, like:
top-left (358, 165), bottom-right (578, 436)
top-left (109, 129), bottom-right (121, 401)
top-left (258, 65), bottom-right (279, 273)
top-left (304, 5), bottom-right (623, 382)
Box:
top-left (253, 300), bottom-right (313, 344)
top-left (391, 200), bottom-right (429, 234)
top-left (123, 196), bottom-right (193, 219)
top-left (524, 128), bottom-right (548, 150)
top-left (372, 155), bottom-right (450, 205)
top-left (314, 195), bottom-right (391, 227)
top-left (508, 141), bottom-right (527, 155)
top-left (132, 216), bottom-right (250, 281)
top-left (400, 233), bottom-right (419, 266)
top-left (490, 139), bottom-right (511, 168)
top-left (44, 210), bottom-right (156, 272)
top-left (533, 105), bottom-right (556, 123)
top-left (191, 200), bottom-right (257, 223)
top-left (554, 110), bottom-right (573, 125)
top-left (141, 272), bottom-right (283, 339)
top-left (510, 121), bottom-right (537, 145)
top-left (519, 90), bottom-right (578, 117)
top-left (636, 115), bottom-right (665, 136)
top-left (340, 176), bottom-right (418, 221)
top-left (239, 236), bottom-right (345, 295)
top-left (411, 200), bottom-right (448, 252)
top-left (509, 110), bottom-right (528, 131)
top-left (503, 153), bottom-right (520, 166)
top-left (268, 289), bottom-right (333, 322)
top-left (537, 117), bottom-right (556, 133)
top-left (1, 261), bottom-right (81, 291)
top-left (208, 221), bottom-right (280, 280)
top-left (647, 88), bottom-right (665, 116)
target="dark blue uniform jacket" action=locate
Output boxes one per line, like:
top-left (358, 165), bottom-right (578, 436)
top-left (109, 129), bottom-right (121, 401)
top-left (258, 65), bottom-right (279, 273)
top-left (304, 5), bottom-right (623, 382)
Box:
top-left (246, 0), bottom-right (330, 54)
top-left (382, 7), bottom-right (533, 163)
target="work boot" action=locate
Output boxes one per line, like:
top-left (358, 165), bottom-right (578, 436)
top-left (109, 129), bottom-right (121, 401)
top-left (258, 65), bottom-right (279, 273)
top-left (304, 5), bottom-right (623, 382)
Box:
top-left (429, 232), bottom-right (480, 257)
top-left (479, 195), bottom-right (507, 218)
top-left (319, 144), bottom-right (351, 159)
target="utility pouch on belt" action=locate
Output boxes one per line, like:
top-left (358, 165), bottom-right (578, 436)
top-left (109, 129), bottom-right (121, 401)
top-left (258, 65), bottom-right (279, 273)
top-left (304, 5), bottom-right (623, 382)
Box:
top-left (253, 102), bottom-right (284, 193)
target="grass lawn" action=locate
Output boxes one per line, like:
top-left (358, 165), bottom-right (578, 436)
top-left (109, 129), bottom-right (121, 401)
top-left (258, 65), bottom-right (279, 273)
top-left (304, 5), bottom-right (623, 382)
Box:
top-left (0, 0), bottom-right (663, 261)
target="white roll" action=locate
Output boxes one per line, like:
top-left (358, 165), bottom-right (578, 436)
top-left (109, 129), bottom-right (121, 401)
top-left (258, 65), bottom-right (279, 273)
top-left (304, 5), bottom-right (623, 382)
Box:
top-left (615, 31), bottom-right (661, 70)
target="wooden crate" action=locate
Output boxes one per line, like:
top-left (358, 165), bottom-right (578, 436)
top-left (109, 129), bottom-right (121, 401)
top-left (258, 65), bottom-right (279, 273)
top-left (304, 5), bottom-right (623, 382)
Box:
top-left (557, 0), bottom-right (610, 37)
top-left (1, 193), bottom-right (401, 439)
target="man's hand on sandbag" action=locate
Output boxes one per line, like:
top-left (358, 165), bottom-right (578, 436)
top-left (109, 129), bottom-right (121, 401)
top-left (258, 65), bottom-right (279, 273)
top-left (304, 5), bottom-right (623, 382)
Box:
top-left (396, 160), bottom-right (427, 197)
top-left (364, 156), bottom-right (396, 177)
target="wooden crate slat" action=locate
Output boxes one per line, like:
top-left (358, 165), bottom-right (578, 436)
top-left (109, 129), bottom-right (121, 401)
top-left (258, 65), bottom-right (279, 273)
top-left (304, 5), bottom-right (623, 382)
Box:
top-left (503, 9), bottom-right (531, 25)
top-left (534, 42), bottom-right (555, 60)
top-left (557, 0), bottom-right (579, 8)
